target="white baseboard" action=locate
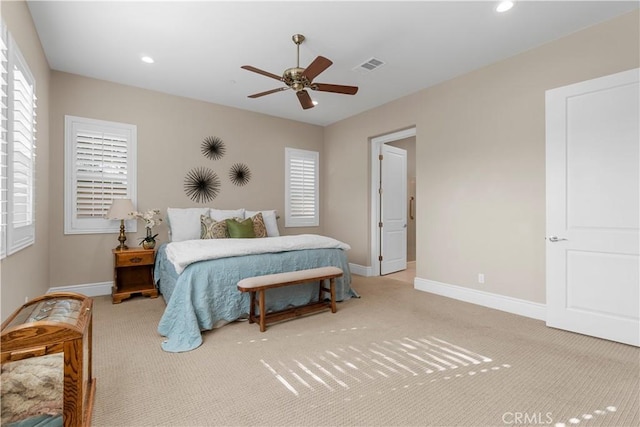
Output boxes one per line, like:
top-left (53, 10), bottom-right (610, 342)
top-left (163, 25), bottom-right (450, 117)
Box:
top-left (414, 277), bottom-right (546, 321)
top-left (48, 281), bottom-right (113, 297)
top-left (349, 263), bottom-right (373, 277)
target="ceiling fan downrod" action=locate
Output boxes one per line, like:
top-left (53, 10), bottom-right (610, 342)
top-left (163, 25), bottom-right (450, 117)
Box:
top-left (292, 34), bottom-right (305, 68)
top-left (285, 34), bottom-right (307, 92)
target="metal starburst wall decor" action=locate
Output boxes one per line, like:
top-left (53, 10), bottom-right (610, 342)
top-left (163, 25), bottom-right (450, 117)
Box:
top-left (201, 136), bottom-right (226, 160)
top-left (229, 163), bottom-right (251, 186)
top-left (184, 167), bottom-right (220, 203)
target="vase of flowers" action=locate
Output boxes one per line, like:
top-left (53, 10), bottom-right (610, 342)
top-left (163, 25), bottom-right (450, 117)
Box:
top-left (130, 209), bottom-right (163, 249)
top-left (141, 228), bottom-right (157, 249)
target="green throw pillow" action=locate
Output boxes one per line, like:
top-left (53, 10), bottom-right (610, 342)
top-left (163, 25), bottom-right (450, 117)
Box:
top-left (226, 217), bottom-right (255, 238)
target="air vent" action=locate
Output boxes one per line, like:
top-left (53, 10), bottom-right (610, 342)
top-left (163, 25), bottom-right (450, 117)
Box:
top-left (354, 57), bottom-right (385, 73)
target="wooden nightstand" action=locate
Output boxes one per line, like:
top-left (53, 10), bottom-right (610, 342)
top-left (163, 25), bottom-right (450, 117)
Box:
top-left (112, 247), bottom-right (159, 304)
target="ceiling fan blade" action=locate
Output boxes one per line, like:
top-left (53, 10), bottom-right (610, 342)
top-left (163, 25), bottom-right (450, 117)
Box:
top-left (248, 87), bottom-right (289, 98)
top-left (301, 56), bottom-right (332, 82)
top-left (241, 65), bottom-right (283, 82)
top-left (296, 90), bottom-right (314, 110)
top-left (311, 83), bottom-right (359, 95)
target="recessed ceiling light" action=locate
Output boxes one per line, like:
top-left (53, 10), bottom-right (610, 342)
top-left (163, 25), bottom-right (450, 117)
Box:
top-left (312, 100), bottom-right (318, 106)
top-left (141, 56), bottom-right (154, 64)
top-left (496, 1), bottom-right (514, 13)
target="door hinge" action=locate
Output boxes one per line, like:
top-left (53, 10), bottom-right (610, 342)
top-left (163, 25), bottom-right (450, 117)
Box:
top-left (378, 255), bottom-right (383, 261)
top-left (378, 187), bottom-right (383, 194)
top-left (378, 222), bottom-right (383, 228)
top-left (379, 154), bottom-right (383, 160)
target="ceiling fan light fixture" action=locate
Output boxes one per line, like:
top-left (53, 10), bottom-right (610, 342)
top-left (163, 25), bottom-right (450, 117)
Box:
top-left (312, 100), bottom-right (318, 106)
top-left (496, 1), bottom-right (514, 13)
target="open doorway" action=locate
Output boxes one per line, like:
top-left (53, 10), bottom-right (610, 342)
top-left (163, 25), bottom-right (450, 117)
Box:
top-left (370, 127), bottom-right (417, 277)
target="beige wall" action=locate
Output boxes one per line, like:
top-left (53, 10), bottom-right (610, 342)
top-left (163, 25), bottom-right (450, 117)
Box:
top-left (324, 10), bottom-right (639, 304)
top-left (49, 72), bottom-right (324, 288)
top-left (0, 1), bottom-right (51, 318)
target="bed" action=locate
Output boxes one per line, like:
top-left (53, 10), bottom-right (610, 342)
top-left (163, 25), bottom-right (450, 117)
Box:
top-left (154, 233), bottom-right (355, 352)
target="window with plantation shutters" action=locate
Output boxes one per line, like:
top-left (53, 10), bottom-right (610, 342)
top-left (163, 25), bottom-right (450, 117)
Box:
top-left (1, 21), bottom-right (37, 258)
top-left (64, 116), bottom-right (137, 234)
top-left (285, 147), bottom-right (319, 227)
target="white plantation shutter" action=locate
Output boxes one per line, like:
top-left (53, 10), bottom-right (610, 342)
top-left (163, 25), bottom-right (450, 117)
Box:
top-left (285, 148), bottom-right (319, 227)
top-left (65, 116), bottom-right (137, 234)
top-left (11, 54), bottom-right (36, 228)
top-left (1, 25), bottom-right (37, 256)
top-left (0, 22), bottom-right (7, 258)
top-left (76, 131), bottom-right (129, 217)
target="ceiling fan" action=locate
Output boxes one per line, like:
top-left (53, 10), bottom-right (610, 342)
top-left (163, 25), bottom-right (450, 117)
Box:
top-left (241, 34), bottom-right (358, 110)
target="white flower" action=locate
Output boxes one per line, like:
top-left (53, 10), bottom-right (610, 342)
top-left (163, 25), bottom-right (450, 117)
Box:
top-left (131, 209), bottom-right (163, 230)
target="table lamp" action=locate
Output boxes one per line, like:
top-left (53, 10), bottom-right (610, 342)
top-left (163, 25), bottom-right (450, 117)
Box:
top-left (106, 198), bottom-right (135, 250)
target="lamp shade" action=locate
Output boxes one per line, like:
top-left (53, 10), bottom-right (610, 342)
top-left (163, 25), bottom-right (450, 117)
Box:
top-left (106, 198), bottom-right (135, 220)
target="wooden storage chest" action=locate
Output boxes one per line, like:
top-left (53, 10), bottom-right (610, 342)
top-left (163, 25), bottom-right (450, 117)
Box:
top-left (1, 292), bottom-right (96, 426)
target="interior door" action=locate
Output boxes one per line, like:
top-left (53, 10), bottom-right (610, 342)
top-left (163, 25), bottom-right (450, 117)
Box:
top-left (546, 68), bottom-right (639, 346)
top-left (380, 144), bottom-right (407, 275)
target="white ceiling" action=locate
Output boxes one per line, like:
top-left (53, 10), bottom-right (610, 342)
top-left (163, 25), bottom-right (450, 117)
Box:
top-left (27, 1), bottom-right (638, 126)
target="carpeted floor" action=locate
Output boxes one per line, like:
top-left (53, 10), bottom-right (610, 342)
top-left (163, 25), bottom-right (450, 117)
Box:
top-left (90, 275), bottom-right (639, 427)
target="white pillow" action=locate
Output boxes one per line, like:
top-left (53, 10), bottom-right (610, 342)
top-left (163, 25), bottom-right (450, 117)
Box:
top-left (210, 208), bottom-right (245, 221)
top-left (246, 210), bottom-right (280, 237)
top-left (166, 208), bottom-right (210, 242)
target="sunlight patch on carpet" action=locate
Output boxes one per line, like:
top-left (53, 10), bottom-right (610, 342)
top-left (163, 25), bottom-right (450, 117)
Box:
top-left (554, 406), bottom-right (618, 427)
top-left (235, 326), bottom-right (367, 345)
top-left (260, 335), bottom-right (500, 396)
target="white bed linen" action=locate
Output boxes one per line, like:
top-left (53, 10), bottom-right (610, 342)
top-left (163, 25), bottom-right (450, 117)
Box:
top-left (165, 234), bottom-right (350, 274)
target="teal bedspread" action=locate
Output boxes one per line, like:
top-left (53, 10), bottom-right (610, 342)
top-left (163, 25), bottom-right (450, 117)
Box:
top-left (154, 244), bottom-right (353, 352)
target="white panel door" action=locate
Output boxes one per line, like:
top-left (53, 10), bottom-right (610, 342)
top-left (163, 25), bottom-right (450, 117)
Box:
top-left (546, 68), bottom-right (639, 346)
top-left (380, 144), bottom-right (407, 275)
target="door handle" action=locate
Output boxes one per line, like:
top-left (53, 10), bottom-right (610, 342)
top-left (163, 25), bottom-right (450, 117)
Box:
top-left (409, 196), bottom-right (415, 220)
top-left (547, 236), bottom-right (568, 242)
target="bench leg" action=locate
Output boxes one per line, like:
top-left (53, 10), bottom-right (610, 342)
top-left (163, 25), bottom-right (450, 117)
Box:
top-left (318, 278), bottom-right (337, 313)
top-left (259, 290), bottom-right (266, 332)
top-left (329, 278), bottom-right (337, 313)
top-left (248, 291), bottom-right (256, 324)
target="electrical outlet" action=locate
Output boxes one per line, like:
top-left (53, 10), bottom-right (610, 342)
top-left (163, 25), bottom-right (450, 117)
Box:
top-left (478, 273), bottom-right (485, 284)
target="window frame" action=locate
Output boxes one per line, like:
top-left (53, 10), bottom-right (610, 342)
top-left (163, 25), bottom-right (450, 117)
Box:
top-left (64, 115), bottom-right (137, 235)
top-left (284, 147), bottom-right (319, 228)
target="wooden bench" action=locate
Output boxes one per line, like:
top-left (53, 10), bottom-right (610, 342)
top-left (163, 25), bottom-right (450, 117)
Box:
top-left (237, 266), bottom-right (343, 332)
